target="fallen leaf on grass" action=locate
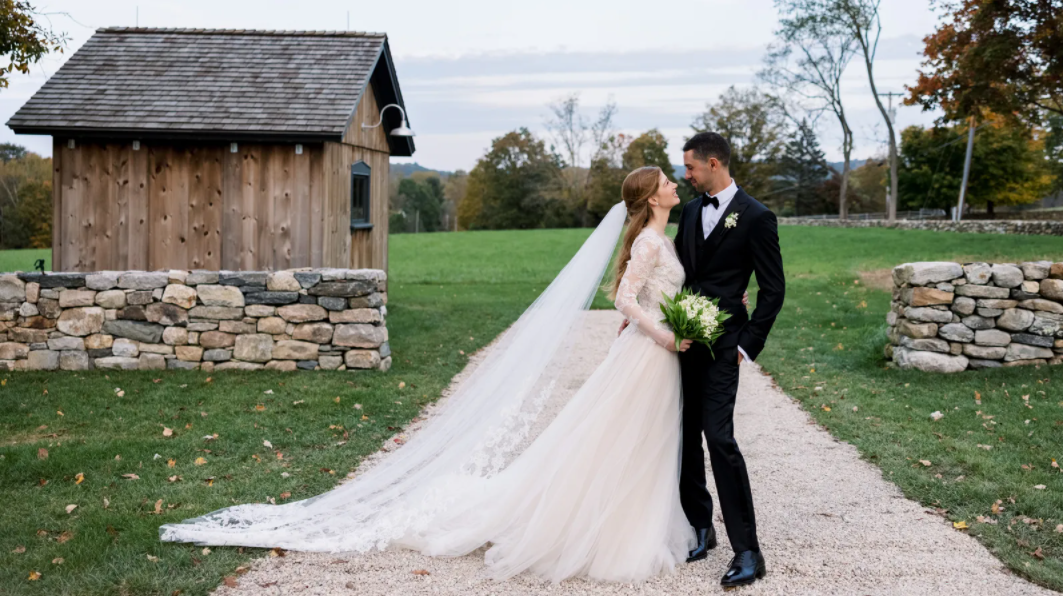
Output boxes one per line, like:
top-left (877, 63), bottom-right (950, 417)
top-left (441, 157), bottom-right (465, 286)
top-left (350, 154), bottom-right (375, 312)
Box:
top-left (154, 500), bottom-right (163, 515)
top-left (263, 440), bottom-right (273, 449)
top-left (103, 497), bottom-right (110, 509)
top-left (167, 459), bottom-right (176, 468)
top-left (12, 545), bottom-right (25, 553)
top-left (1032, 547), bottom-right (1045, 560)
top-left (992, 501), bottom-right (1003, 515)
top-left (264, 389), bottom-right (273, 395)
top-left (146, 554), bottom-right (159, 562)
top-left (65, 504), bottom-right (77, 514)
top-left (162, 427), bottom-right (173, 437)
top-left (205, 477), bottom-right (215, 487)
top-left (321, 468), bottom-right (335, 475)
top-left (1034, 484), bottom-right (1047, 490)
top-left (194, 457), bottom-right (207, 466)
top-left (57, 531), bottom-right (73, 544)
top-left (930, 411), bottom-right (943, 421)
top-left (122, 473), bottom-right (140, 480)
top-left (269, 547), bottom-right (286, 557)
top-left (333, 396), bottom-right (341, 403)
top-left (953, 521), bottom-right (968, 529)
top-left (279, 491), bottom-right (291, 500)
top-left (74, 472), bottom-right (84, 485)
top-left (202, 547), bottom-right (211, 555)
top-left (222, 576), bottom-right (239, 588)
top-left (255, 404), bottom-right (266, 412)
top-left (28, 571), bottom-right (40, 581)
top-left (51, 557), bottom-right (63, 565)
top-left (168, 475), bottom-right (181, 482)
top-left (1056, 524), bottom-right (1063, 533)
top-left (37, 448), bottom-right (47, 460)
top-left (412, 569), bottom-right (430, 575)
top-left (919, 460), bottom-right (932, 467)
top-left (292, 400), bottom-right (304, 405)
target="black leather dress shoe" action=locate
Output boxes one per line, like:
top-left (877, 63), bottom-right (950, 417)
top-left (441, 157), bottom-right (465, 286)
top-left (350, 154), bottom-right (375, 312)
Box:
top-left (720, 549), bottom-right (766, 587)
top-left (685, 526), bottom-right (718, 562)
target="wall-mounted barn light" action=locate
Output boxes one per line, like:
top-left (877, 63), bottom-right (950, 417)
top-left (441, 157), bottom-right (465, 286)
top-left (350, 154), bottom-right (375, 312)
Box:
top-left (231, 143), bottom-right (238, 153)
top-left (295, 144), bottom-right (303, 155)
top-left (132, 140), bottom-right (140, 151)
top-left (362, 104), bottom-right (414, 137)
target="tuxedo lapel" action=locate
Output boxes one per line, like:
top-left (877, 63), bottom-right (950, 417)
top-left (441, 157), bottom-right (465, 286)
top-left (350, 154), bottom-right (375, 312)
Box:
top-left (684, 195), bottom-right (702, 274)
top-left (698, 190), bottom-right (751, 269)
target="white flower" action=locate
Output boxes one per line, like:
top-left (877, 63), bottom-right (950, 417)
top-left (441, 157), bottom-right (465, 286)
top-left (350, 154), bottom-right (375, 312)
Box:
top-left (725, 213), bottom-right (739, 228)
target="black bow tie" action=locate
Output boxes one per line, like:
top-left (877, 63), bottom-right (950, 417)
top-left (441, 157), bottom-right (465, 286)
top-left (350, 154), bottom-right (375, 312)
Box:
top-left (702, 194), bottom-right (720, 210)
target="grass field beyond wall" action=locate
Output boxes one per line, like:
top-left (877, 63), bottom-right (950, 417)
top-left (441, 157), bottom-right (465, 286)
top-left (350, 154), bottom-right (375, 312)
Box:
top-left (0, 226), bottom-right (1061, 594)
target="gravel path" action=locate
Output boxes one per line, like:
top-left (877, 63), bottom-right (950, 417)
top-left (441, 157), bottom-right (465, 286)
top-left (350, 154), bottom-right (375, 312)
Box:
top-left (213, 311), bottom-right (1056, 595)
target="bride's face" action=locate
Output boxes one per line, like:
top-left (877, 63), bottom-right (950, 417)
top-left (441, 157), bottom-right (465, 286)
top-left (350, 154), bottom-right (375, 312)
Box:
top-left (651, 172), bottom-right (680, 210)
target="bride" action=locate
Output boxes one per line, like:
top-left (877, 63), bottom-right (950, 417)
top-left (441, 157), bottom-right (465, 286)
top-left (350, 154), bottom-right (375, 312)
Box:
top-left (161, 166), bottom-right (726, 583)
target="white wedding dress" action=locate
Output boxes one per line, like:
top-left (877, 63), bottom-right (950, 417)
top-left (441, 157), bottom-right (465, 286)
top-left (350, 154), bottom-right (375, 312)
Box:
top-left (160, 206), bottom-right (693, 583)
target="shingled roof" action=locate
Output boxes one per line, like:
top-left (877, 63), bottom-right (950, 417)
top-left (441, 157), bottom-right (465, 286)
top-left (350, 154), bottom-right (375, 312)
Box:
top-left (6, 28), bottom-right (414, 156)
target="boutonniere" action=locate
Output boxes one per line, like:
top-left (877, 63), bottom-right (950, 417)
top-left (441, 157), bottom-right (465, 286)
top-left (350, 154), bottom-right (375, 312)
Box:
top-left (724, 213), bottom-right (739, 229)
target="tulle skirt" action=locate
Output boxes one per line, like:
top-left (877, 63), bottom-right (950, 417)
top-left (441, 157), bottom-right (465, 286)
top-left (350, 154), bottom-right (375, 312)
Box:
top-left (397, 325), bottom-right (693, 583)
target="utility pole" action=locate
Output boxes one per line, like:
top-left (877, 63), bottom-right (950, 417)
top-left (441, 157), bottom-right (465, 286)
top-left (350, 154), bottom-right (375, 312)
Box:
top-left (878, 91), bottom-right (904, 222)
top-left (956, 115), bottom-right (976, 222)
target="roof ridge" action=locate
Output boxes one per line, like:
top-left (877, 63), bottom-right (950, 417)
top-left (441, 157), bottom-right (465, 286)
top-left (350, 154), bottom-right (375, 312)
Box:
top-left (98, 27), bottom-right (387, 38)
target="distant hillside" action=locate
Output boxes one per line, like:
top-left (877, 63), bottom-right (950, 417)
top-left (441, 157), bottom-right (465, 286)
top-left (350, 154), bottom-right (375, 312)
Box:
top-left (389, 162), bottom-right (453, 178)
top-left (828, 159), bottom-right (868, 173)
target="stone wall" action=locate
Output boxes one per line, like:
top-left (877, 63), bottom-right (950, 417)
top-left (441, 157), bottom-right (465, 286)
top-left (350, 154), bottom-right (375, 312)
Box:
top-left (0, 269), bottom-right (390, 372)
top-left (779, 218), bottom-right (1063, 236)
top-left (886, 261), bottom-right (1063, 372)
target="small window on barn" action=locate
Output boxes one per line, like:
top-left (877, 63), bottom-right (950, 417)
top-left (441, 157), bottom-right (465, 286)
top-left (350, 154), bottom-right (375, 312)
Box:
top-left (350, 161), bottom-right (372, 230)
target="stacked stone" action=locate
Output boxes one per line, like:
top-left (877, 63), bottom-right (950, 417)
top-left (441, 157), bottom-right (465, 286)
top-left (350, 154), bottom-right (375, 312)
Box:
top-left (0, 269), bottom-right (390, 372)
top-left (778, 218), bottom-right (1063, 237)
top-left (887, 261), bottom-right (1063, 372)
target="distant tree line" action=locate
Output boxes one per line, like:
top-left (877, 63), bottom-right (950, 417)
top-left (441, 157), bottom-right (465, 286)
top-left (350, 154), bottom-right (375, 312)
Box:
top-left (0, 143), bottom-right (51, 248)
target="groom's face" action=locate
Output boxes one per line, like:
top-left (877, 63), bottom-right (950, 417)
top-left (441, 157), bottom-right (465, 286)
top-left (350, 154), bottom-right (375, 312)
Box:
top-left (683, 150), bottom-right (719, 194)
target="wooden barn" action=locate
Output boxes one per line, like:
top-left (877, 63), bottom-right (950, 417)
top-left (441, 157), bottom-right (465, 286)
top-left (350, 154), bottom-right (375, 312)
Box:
top-left (6, 28), bottom-right (415, 274)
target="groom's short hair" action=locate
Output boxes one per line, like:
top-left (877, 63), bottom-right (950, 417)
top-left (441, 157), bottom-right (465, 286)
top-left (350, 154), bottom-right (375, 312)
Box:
top-left (683, 132), bottom-right (730, 168)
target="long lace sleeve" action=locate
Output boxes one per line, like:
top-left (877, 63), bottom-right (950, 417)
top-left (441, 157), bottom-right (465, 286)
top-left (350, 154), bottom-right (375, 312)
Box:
top-left (615, 235), bottom-right (674, 349)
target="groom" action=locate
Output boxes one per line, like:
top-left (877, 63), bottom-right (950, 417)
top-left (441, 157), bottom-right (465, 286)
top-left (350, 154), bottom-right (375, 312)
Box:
top-left (675, 132), bottom-right (785, 587)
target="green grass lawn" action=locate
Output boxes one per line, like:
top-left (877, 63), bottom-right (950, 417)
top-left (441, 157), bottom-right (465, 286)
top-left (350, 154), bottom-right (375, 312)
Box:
top-left (0, 226), bottom-right (1061, 594)
top-left (0, 248), bottom-right (50, 273)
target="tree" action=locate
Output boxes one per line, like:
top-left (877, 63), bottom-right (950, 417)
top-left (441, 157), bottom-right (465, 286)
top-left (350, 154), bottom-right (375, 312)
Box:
top-left (691, 86), bottom-right (788, 198)
top-left (907, 0), bottom-right (1063, 123)
top-left (833, 0), bottom-right (900, 222)
top-left (0, 1), bottom-right (65, 89)
top-left (0, 146), bottom-right (49, 247)
top-left (544, 94), bottom-right (619, 225)
top-left (898, 115), bottom-right (1055, 215)
top-left (761, 0), bottom-right (857, 218)
top-left (393, 176), bottom-right (445, 233)
top-left (849, 156), bottom-right (888, 213)
top-left (1045, 111), bottom-right (1063, 195)
top-left (777, 119), bottom-right (834, 215)
top-left (584, 133), bottom-right (630, 223)
top-left (456, 128), bottom-right (564, 230)
top-left (442, 169), bottom-right (468, 231)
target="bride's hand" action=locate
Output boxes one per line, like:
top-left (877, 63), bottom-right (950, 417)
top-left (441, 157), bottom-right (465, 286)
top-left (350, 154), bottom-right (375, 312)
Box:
top-left (743, 291), bottom-right (750, 309)
top-left (677, 338), bottom-right (693, 352)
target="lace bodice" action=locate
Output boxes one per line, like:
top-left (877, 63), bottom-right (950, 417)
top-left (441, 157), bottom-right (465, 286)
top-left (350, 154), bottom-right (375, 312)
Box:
top-left (614, 228), bottom-right (686, 347)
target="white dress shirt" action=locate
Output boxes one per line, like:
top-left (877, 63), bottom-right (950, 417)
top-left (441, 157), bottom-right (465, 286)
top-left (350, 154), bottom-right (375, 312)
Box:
top-left (701, 178), bottom-right (739, 239)
top-left (699, 178), bottom-right (750, 363)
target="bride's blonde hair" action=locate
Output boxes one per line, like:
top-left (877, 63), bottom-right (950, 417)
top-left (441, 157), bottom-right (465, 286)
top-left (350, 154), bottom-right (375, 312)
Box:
top-left (607, 166), bottom-right (662, 301)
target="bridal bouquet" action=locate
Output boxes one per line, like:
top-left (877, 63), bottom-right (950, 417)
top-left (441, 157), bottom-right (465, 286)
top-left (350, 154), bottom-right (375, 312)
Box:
top-left (659, 289), bottom-right (731, 353)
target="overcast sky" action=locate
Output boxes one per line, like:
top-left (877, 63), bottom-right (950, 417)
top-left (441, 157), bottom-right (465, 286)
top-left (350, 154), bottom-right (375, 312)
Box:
top-left (1, 0), bottom-right (946, 171)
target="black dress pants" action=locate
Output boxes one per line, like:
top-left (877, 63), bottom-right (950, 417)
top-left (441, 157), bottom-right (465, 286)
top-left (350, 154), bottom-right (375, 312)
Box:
top-left (678, 342), bottom-right (759, 553)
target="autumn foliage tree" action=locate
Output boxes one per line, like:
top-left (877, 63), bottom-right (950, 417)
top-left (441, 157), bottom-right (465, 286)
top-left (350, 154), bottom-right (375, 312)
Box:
top-left (0, 1), bottom-right (65, 88)
top-left (907, 0), bottom-right (1063, 121)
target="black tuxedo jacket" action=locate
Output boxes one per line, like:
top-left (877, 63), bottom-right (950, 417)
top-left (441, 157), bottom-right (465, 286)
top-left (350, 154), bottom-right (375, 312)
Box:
top-left (674, 188), bottom-right (785, 361)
